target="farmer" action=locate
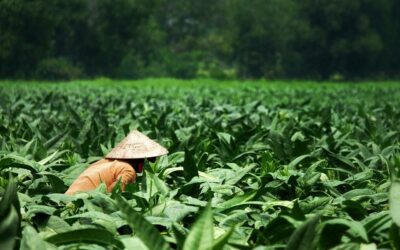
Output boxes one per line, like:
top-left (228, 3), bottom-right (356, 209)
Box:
top-left (65, 130), bottom-right (168, 195)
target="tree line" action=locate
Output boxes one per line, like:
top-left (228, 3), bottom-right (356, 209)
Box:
top-left (0, 0), bottom-right (399, 80)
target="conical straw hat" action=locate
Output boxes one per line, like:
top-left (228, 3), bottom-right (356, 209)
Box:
top-left (105, 130), bottom-right (168, 159)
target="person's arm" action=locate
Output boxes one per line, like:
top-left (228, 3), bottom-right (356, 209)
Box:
top-left (108, 162), bottom-right (136, 192)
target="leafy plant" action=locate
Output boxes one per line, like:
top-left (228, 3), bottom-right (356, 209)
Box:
top-left (0, 81), bottom-right (399, 249)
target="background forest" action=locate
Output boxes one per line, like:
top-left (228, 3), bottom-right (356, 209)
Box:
top-left (1, 0), bottom-right (399, 80)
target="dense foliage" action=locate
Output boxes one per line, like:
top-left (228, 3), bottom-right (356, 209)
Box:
top-left (1, 80), bottom-right (400, 249)
top-left (1, 0), bottom-right (400, 80)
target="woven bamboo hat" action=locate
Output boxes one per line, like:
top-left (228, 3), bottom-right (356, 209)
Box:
top-left (105, 130), bottom-right (168, 159)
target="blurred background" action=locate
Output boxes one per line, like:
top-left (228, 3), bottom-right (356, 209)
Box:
top-left (0, 0), bottom-right (399, 81)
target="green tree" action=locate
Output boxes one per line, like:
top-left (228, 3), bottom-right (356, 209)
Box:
top-left (0, 0), bottom-right (56, 78)
top-left (230, 0), bottom-right (308, 78)
top-left (298, 0), bottom-right (387, 79)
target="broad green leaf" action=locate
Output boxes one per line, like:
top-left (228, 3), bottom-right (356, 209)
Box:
top-left (0, 154), bottom-right (40, 173)
top-left (114, 194), bottom-right (171, 250)
top-left (146, 171), bottom-right (170, 196)
top-left (216, 191), bottom-right (257, 212)
top-left (212, 226), bottom-right (235, 250)
top-left (66, 212), bottom-right (119, 233)
top-left (219, 210), bottom-right (250, 227)
top-left (342, 189), bottom-right (375, 200)
top-left (0, 178), bottom-right (20, 250)
top-left (360, 243), bottom-right (377, 250)
top-left (329, 243), bottom-right (362, 250)
top-left (390, 181), bottom-right (400, 226)
top-left (26, 205), bottom-right (57, 217)
top-left (319, 218), bottom-right (368, 248)
top-left (36, 215), bottom-right (72, 236)
top-left (285, 215), bottom-right (320, 250)
top-left (88, 191), bottom-right (118, 213)
top-left (363, 212), bottom-right (391, 235)
top-left (217, 132), bottom-right (234, 144)
top-left (151, 200), bottom-right (198, 222)
top-left (0, 206), bottom-right (19, 250)
top-left (183, 202), bottom-right (214, 250)
top-left (45, 228), bottom-right (124, 249)
top-left (38, 150), bottom-right (68, 165)
top-left (225, 164), bottom-right (256, 185)
top-left (288, 154), bottom-right (310, 169)
top-left (120, 236), bottom-right (149, 250)
top-left (20, 225), bottom-right (56, 250)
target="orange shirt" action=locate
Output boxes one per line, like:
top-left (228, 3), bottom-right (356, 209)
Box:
top-left (65, 159), bottom-right (136, 195)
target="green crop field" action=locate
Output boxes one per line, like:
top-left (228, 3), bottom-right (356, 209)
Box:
top-left (1, 80), bottom-right (400, 250)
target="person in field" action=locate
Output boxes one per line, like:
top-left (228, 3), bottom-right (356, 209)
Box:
top-left (65, 130), bottom-right (168, 195)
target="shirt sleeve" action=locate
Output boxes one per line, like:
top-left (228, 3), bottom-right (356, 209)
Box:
top-left (110, 161), bottom-right (136, 191)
